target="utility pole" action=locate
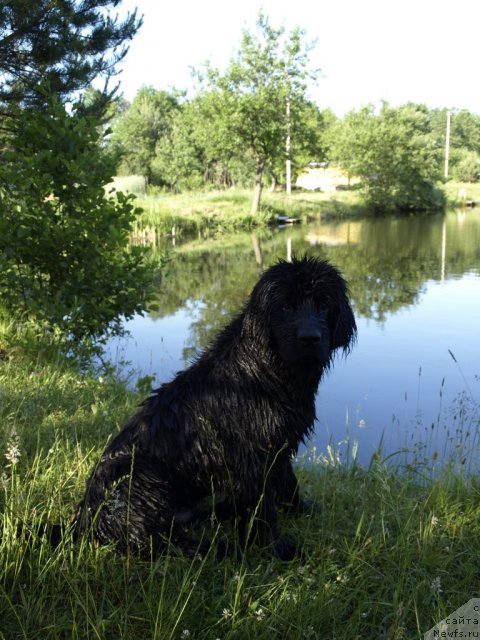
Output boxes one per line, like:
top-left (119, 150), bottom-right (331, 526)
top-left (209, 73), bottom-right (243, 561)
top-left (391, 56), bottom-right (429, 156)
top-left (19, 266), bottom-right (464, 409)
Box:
top-left (285, 96), bottom-right (292, 194)
top-left (445, 110), bottom-right (452, 179)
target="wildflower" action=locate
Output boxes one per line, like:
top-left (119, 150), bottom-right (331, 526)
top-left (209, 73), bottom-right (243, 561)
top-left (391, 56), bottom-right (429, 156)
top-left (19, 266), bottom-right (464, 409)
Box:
top-left (431, 515), bottom-right (439, 528)
top-left (5, 428), bottom-right (21, 466)
top-left (431, 576), bottom-right (442, 594)
top-left (254, 608), bottom-right (266, 621)
top-left (181, 630), bottom-right (191, 638)
top-left (222, 608), bottom-right (232, 620)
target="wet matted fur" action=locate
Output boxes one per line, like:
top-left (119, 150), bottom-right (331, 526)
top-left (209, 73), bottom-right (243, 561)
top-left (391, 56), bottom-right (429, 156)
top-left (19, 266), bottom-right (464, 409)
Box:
top-left (73, 256), bottom-right (357, 559)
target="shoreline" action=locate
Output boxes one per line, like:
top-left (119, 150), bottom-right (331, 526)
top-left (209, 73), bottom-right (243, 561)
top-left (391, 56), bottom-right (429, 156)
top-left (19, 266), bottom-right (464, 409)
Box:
top-left (125, 181), bottom-right (480, 239)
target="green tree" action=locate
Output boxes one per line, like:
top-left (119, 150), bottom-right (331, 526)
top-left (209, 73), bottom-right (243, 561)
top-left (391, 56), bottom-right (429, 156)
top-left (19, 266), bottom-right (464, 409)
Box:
top-left (151, 106), bottom-right (204, 191)
top-left (268, 99), bottom-right (329, 188)
top-left (430, 108), bottom-right (480, 156)
top-left (331, 103), bottom-right (444, 212)
top-left (430, 108), bottom-right (480, 181)
top-left (0, 0), bottom-right (140, 109)
top-left (182, 92), bottom-right (255, 189)
top-left (0, 97), bottom-right (154, 348)
top-left (110, 86), bottom-right (180, 184)
top-left (0, 1), bottom-right (153, 352)
top-left (194, 13), bottom-right (319, 213)
top-left (450, 149), bottom-right (480, 182)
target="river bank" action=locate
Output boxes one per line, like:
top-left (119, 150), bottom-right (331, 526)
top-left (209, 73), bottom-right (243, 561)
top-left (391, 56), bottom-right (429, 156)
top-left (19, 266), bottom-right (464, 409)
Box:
top-left (109, 178), bottom-right (480, 240)
top-left (1, 325), bottom-right (479, 639)
top-left (131, 188), bottom-right (365, 239)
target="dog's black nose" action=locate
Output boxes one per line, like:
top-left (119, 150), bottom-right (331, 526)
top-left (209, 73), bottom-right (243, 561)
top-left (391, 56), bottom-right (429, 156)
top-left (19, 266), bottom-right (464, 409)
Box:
top-left (298, 328), bottom-right (322, 345)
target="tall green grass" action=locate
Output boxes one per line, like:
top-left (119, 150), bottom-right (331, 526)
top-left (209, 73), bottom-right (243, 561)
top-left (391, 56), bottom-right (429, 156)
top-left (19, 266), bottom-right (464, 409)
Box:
top-left (109, 177), bottom-right (480, 241)
top-left (1, 327), bottom-right (480, 639)
top-left (126, 187), bottom-right (366, 239)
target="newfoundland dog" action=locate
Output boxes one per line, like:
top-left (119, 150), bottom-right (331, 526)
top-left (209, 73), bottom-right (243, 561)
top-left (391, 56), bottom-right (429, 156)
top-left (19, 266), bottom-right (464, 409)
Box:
top-left (73, 256), bottom-right (356, 560)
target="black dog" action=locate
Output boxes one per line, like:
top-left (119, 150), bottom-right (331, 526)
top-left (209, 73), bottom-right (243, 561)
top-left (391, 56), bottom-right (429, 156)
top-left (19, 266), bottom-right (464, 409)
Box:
top-left (73, 256), bottom-right (356, 560)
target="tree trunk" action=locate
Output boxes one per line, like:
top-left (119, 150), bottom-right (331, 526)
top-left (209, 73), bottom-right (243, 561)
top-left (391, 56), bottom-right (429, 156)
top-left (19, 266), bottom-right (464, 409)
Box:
top-left (251, 157), bottom-right (266, 215)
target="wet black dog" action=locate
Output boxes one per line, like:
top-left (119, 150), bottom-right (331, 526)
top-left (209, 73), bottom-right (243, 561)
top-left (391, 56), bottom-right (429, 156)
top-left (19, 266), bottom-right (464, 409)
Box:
top-left (73, 256), bottom-right (356, 560)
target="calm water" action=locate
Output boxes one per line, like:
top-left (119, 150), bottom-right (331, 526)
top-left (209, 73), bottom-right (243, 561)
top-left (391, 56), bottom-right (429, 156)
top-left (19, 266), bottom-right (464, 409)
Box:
top-left (107, 209), bottom-right (480, 471)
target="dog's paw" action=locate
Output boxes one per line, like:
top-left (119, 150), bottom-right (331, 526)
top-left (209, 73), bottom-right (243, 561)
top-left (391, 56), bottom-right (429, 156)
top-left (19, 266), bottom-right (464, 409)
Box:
top-left (275, 537), bottom-right (296, 561)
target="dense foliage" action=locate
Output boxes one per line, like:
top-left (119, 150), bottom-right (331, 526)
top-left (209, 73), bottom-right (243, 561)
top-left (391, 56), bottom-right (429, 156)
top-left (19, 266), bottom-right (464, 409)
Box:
top-left (103, 5), bottom-right (480, 214)
top-left (111, 13), bottom-right (322, 212)
top-left (191, 14), bottom-right (320, 214)
top-left (0, 0), bottom-right (140, 109)
top-left (330, 103), bottom-right (446, 212)
top-left (0, 1), bottom-right (153, 350)
top-left (0, 98), bottom-right (154, 348)
top-left (110, 87), bottom-right (181, 184)
top-left (110, 97), bottom-right (479, 216)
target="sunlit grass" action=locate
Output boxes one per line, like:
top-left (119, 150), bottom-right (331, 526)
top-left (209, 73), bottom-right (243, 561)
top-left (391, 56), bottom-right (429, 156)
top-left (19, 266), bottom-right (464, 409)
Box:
top-left (442, 180), bottom-right (480, 207)
top-left (1, 326), bottom-right (480, 639)
top-left (108, 176), bottom-right (480, 240)
top-left (119, 185), bottom-right (366, 238)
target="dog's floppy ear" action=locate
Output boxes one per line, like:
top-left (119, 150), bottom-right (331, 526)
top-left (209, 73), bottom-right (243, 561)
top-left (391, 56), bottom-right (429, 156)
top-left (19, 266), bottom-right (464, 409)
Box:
top-left (240, 276), bottom-right (275, 346)
top-left (330, 288), bottom-right (357, 353)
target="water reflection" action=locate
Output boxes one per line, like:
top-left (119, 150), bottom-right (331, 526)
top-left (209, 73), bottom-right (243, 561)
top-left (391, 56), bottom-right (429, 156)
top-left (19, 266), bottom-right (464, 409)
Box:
top-left (108, 209), bottom-right (480, 471)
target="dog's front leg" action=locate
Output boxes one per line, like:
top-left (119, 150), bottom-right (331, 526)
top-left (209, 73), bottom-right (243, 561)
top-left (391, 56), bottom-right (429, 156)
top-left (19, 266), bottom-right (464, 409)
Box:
top-left (274, 451), bottom-right (301, 509)
top-left (274, 453), bottom-right (316, 514)
top-left (247, 483), bottom-right (296, 561)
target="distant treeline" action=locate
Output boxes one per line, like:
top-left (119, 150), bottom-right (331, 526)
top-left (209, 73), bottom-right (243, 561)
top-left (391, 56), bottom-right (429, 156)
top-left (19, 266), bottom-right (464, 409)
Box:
top-left (107, 84), bottom-right (480, 212)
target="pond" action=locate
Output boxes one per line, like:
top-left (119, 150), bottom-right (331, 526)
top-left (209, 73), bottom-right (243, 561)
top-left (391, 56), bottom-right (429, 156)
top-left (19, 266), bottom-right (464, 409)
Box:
top-left (106, 208), bottom-right (480, 472)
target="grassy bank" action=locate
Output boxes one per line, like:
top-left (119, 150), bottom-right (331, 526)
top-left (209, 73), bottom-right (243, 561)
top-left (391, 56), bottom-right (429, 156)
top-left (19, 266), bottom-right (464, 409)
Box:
top-left (132, 189), bottom-right (365, 237)
top-left (442, 180), bottom-right (480, 207)
top-left (111, 177), bottom-right (480, 240)
top-left (1, 329), bottom-right (480, 639)
top-left (109, 177), bottom-right (366, 238)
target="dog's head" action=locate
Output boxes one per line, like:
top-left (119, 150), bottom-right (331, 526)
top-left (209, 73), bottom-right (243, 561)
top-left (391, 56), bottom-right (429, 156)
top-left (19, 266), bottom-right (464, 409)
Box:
top-left (242, 256), bottom-right (357, 369)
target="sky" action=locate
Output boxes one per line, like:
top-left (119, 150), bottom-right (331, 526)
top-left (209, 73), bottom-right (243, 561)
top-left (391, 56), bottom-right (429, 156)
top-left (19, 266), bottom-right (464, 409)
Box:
top-left (115, 0), bottom-right (479, 115)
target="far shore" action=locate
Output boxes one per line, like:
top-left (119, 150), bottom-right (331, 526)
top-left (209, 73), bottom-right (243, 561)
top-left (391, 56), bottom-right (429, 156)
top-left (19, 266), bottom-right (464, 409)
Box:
top-left (110, 177), bottom-right (480, 238)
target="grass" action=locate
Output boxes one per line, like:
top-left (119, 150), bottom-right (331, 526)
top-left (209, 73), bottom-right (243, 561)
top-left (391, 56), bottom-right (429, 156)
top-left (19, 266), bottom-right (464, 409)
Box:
top-left (109, 177), bottom-right (480, 241)
top-left (1, 326), bottom-right (480, 639)
top-left (442, 180), bottom-right (480, 207)
top-left (108, 181), bottom-right (367, 239)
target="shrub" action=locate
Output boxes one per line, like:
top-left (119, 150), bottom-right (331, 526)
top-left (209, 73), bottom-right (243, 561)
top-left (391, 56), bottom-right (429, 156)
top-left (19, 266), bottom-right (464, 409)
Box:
top-left (0, 97), bottom-right (154, 352)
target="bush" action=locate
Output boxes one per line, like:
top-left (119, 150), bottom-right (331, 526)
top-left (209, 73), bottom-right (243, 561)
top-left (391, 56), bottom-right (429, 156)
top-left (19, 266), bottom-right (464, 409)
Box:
top-left (332, 103), bottom-right (445, 213)
top-left (0, 97), bottom-right (154, 351)
top-left (450, 149), bottom-right (480, 183)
